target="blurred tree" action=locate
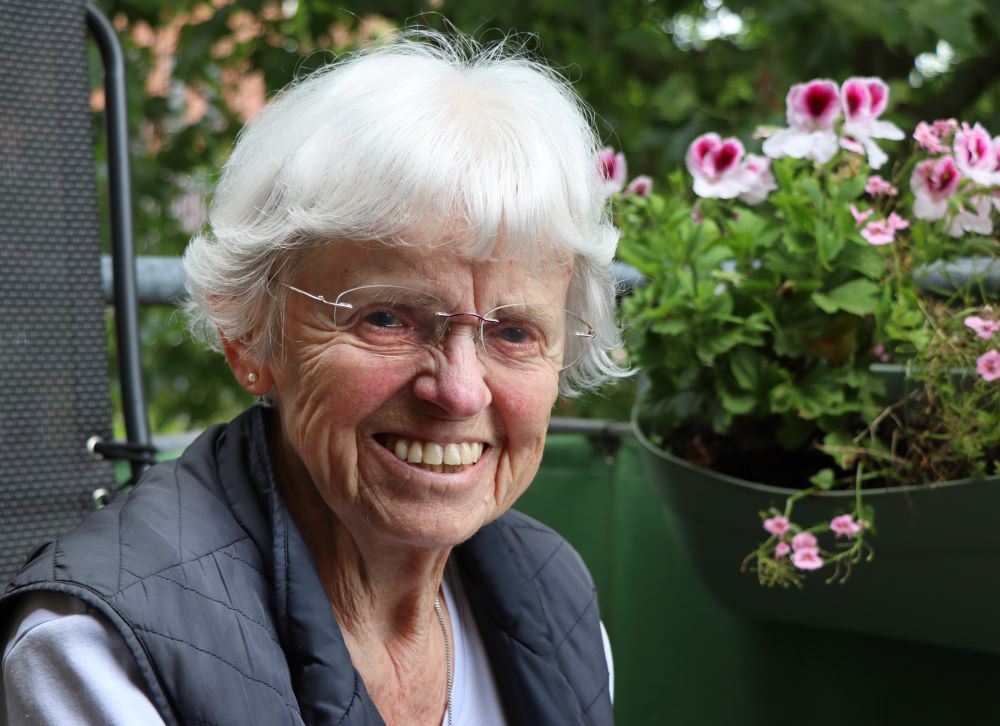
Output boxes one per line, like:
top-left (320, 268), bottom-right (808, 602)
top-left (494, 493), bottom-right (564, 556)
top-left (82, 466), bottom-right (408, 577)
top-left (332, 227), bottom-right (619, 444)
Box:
top-left (91, 0), bottom-right (1000, 433)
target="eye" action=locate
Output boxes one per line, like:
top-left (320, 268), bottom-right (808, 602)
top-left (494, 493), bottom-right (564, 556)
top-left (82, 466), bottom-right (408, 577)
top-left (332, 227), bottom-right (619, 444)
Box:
top-left (363, 308), bottom-right (403, 329)
top-left (485, 318), bottom-right (545, 357)
top-left (492, 324), bottom-right (532, 345)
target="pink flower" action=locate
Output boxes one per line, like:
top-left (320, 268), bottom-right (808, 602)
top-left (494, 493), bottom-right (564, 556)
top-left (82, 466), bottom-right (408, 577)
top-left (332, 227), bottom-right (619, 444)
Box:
top-left (964, 314), bottom-right (1000, 340)
top-left (865, 175), bottom-right (897, 197)
top-left (861, 220), bottom-right (895, 245)
top-left (839, 77), bottom-right (903, 169)
top-left (763, 515), bottom-right (791, 537)
top-left (860, 213), bottom-right (907, 246)
top-left (762, 80), bottom-right (841, 164)
top-left (686, 133), bottom-right (748, 199)
top-left (850, 203), bottom-right (873, 227)
top-left (887, 212), bottom-right (909, 230)
top-left (830, 514), bottom-right (863, 539)
top-left (775, 541), bottom-right (791, 559)
top-left (953, 123), bottom-right (1000, 186)
top-left (976, 350), bottom-right (1000, 381)
top-left (737, 154), bottom-right (777, 205)
top-left (934, 118), bottom-right (959, 136)
top-left (913, 121), bottom-right (952, 154)
top-left (911, 156), bottom-right (961, 221)
top-left (626, 175), bottom-right (653, 197)
top-left (791, 548), bottom-right (824, 571)
top-left (791, 531), bottom-right (818, 551)
top-left (872, 343), bottom-right (891, 363)
top-left (596, 147), bottom-right (627, 194)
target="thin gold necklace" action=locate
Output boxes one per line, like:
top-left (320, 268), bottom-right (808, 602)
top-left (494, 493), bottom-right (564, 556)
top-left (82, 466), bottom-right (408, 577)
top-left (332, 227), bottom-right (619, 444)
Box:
top-left (433, 596), bottom-right (453, 726)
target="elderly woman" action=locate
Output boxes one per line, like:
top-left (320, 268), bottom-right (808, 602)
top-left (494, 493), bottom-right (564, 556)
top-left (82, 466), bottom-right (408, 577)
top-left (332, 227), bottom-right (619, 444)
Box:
top-left (1, 30), bottom-right (624, 725)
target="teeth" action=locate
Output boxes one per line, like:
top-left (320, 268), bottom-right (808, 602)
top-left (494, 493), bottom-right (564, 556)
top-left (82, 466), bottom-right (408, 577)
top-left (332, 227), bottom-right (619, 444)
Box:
top-left (406, 441), bottom-right (422, 463)
top-left (424, 443), bottom-right (444, 465)
top-left (384, 437), bottom-right (484, 470)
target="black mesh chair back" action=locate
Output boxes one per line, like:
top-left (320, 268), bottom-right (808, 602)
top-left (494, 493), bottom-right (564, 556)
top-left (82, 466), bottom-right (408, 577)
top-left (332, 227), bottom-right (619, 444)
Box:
top-left (0, 0), bottom-right (142, 582)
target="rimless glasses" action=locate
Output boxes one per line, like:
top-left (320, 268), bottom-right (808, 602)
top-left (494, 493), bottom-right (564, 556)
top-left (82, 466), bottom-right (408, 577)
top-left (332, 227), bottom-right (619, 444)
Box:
top-left (285, 284), bottom-right (594, 372)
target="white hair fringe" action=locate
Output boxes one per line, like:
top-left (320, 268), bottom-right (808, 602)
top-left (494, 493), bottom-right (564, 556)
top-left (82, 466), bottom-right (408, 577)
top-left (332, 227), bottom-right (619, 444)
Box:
top-left (183, 27), bottom-right (629, 396)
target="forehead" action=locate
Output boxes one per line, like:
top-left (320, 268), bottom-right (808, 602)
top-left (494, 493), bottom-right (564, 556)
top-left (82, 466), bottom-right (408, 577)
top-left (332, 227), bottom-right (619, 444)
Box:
top-left (296, 241), bottom-right (573, 306)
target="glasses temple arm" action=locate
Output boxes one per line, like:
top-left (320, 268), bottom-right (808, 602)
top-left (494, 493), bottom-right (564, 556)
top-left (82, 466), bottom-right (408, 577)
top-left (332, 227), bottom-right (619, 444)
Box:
top-left (284, 284), bottom-right (353, 309)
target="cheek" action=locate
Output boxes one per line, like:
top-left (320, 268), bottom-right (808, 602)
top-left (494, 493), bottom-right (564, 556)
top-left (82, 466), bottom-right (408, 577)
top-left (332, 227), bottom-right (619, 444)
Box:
top-left (279, 349), bottom-right (412, 465)
top-left (509, 374), bottom-right (558, 423)
top-left (497, 375), bottom-right (558, 462)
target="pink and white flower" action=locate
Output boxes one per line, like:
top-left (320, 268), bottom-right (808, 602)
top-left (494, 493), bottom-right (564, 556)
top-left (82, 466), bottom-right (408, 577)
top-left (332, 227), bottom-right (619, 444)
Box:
top-left (865, 175), bottom-right (897, 197)
top-left (910, 156), bottom-right (961, 221)
top-left (737, 154), bottom-right (777, 205)
top-left (791, 531), bottom-right (818, 551)
top-left (976, 350), bottom-right (1000, 381)
top-left (626, 175), bottom-right (653, 197)
top-left (953, 123), bottom-right (1000, 186)
top-left (791, 548), bottom-right (824, 571)
top-left (763, 515), bottom-right (791, 537)
top-left (596, 147), bottom-right (627, 194)
top-left (775, 541), bottom-right (791, 559)
top-left (838, 77), bottom-right (904, 169)
top-left (686, 133), bottom-right (748, 199)
top-left (830, 514), bottom-right (863, 539)
top-left (947, 195), bottom-right (994, 238)
top-left (860, 212), bottom-right (909, 246)
top-left (964, 312), bottom-right (1000, 340)
top-left (762, 79), bottom-right (841, 164)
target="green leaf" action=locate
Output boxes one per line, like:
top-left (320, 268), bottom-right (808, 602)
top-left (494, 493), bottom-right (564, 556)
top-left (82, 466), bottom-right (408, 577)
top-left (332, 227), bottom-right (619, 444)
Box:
top-left (909, 0), bottom-right (982, 52)
top-left (770, 365), bottom-right (865, 420)
top-left (729, 346), bottom-right (762, 391)
top-left (799, 176), bottom-right (823, 208)
top-left (833, 175), bottom-right (868, 204)
top-left (809, 468), bottom-right (836, 490)
top-left (821, 431), bottom-right (857, 470)
top-left (695, 327), bottom-right (750, 364)
top-left (814, 219), bottom-right (845, 268)
top-left (651, 319), bottom-right (689, 335)
top-left (717, 386), bottom-right (757, 415)
top-left (811, 279), bottom-right (881, 316)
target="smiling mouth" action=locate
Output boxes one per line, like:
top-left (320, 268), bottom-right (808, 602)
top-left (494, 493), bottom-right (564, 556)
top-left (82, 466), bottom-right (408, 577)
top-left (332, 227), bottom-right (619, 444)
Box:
top-left (376, 435), bottom-right (485, 473)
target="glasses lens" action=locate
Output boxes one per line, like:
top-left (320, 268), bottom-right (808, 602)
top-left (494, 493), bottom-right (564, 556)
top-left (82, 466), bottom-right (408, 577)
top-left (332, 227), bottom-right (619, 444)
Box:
top-left (300, 284), bottom-right (595, 369)
top-left (333, 285), bottom-right (447, 355)
top-left (482, 304), bottom-right (594, 371)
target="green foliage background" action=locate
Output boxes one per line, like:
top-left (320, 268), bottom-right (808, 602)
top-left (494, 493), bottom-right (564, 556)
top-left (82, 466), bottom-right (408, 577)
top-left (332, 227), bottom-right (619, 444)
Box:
top-left (92, 0), bottom-right (1000, 434)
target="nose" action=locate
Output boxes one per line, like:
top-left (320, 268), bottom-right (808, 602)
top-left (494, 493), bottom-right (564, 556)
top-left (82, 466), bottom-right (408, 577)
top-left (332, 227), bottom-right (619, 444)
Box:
top-left (412, 324), bottom-right (493, 418)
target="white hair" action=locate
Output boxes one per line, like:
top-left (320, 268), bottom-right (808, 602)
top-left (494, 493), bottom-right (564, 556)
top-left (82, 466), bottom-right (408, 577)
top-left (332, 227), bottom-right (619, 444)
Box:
top-left (183, 29), bottom-right (628, 396)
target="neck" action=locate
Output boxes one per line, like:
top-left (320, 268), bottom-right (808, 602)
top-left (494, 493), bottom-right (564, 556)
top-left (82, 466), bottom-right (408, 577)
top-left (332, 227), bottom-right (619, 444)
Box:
top-left (269, 425), bottom-right (452, 724)
top-left (272, 433), bottom-right (450, 632)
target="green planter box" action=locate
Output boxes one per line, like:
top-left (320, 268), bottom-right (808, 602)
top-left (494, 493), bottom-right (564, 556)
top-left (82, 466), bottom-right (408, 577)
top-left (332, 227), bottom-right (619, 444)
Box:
top-left (632, 412), bottom-right (1000, 655)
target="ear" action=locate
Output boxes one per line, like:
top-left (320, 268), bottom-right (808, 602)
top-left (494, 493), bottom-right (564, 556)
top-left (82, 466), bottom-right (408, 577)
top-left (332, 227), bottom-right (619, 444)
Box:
top-left (221, 334), bottom-right (274, 396)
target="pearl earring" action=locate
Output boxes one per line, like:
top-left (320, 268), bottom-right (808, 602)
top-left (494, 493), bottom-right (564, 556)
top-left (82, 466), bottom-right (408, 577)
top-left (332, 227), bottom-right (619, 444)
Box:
top-left (247, 372), bottom-right (258, 384)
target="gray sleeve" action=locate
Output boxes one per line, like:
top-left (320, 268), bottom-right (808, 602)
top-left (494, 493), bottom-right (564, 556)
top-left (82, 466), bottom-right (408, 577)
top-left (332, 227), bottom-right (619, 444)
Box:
top-left (2, 592), bottom-right (165, 726)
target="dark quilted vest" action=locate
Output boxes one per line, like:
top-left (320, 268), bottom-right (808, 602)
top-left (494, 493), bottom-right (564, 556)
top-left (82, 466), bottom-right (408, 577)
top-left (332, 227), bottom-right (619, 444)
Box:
top-left (1, 407), bottom-right (613, 725)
